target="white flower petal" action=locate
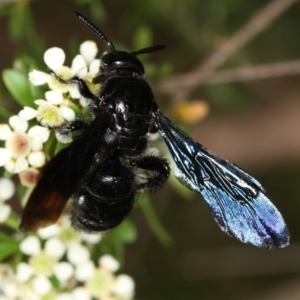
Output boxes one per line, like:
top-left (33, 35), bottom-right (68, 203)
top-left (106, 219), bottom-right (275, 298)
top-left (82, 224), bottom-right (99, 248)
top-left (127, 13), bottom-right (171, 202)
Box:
top-left (4, 159), bottom-right (15, 173)
top-left (15, 262), bottom-right (33, 283)
top-left (34, 99), bottom-right (52, 107)
top-left (81, 232), bottom-right (102, 244)
top-left (59, 106), bottom-right (75, 121)
top-left (55, 132), bottom-right (73, 144)
top-left (0, 204), bottom-right (11, 222)
top-left (0, 124), bottom-right (12, 140)
top-left (75, 260), bottom-right (95, 282)
top-left (71, 54), bottom-right (87, 74)
top-left (113, 274), bottom-right (135, 298)
top-left (79, 97), bottom-right (90, 107)
top-left (38, 224), bottom-right (60, 239)
top-left (28, 126), bottom-right (50, 143)
top-left (14, 157), bottom-right (29, 173)
top-left (45, 90), bottom-right (64, 105)
top-left (29, 70), bottom-right (50, 85)
top-left (72, 287), bottom-right (91, 300)
top-left (99, 255), bottom-right (120, 272)
top-left (0, 148), bottom-right (12, 167)
top-left (80, 41), bottom-right (98, 64)
top-left (77, 67), bottom-right (88, 78)
top-left (89, 59), bottom-right (101, 74)
top-left (67, 244), bottom-right (90, 266)
top-left (0, 178), bottom-right (15, 201)
top-left (19, 236), bottom-right (41, 256)
top-left (9, 116), bottom-right (28, 132)
top-left (56, 293), bottom-right (73, 300)
top-left (53, 262), bottom-right (74, 282)
top-left (69, 85), bottom-right (81, 99)
top-left (32, 276), bottom-right (52, 295)
top-left (30, 135), bottom-right (43, 151)
top-left (44, 47), bottom-right (65, 70)
top-left (28, 151), bottom-right (46, 168)
top-left (18, 107), bottom-right (37, 121)
top-left (45, 237), bottom-right (65, 259)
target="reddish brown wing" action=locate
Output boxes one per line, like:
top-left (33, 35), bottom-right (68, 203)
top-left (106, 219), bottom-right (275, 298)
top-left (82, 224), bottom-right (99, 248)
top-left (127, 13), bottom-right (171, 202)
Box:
top-left (20, 190), bottom-right (71, 231)
top-left (20, 116), bottom-right (110, 231)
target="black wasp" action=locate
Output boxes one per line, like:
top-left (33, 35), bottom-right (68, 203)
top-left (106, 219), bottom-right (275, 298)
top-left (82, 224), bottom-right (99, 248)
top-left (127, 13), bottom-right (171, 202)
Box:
top-left (20, 12), bottom-right (289, 248)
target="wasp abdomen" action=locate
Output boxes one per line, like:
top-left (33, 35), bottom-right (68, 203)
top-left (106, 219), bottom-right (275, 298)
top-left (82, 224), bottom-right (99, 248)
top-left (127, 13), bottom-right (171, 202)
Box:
top-left (71, 157), bottom-right (136, 232)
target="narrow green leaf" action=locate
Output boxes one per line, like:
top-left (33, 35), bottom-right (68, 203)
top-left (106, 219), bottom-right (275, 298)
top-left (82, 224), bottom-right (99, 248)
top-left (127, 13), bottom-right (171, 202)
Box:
top-left (139, 195), bottom-right (174, 247)
top-left (4, 212), bottom-right (19, 231)
top-left (2, 69), bottom-right (33, 107)
top-left (116, 220), bottom-right (137, 243)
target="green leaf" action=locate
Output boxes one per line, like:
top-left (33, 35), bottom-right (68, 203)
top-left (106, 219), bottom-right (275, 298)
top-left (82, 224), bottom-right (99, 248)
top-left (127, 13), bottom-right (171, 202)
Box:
top-left (2, 69), bottom-right (33, 107)
top-left (139, 195), bottom-right (174, 247)
top-left (0, 231), bottom-right (16, 242)
top-left (0, 107), bottom-right (13, 120)
top-left (115, 220), bottom-right (137, 243)
top-left (0, 241), bottom-right (19, 261)
top-left (133, 25), bottom-right (153, 51)
top-left (4, 212), bottom-right (19, 231)
top-left (169, 171), bottom-right (194, 200)
top-left (8, 3), bottom-right (28, 42)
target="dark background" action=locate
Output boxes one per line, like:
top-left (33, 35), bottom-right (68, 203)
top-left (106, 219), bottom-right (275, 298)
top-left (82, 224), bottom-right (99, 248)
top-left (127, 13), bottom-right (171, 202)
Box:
top-left (1, 0), bottom-right (300, 299)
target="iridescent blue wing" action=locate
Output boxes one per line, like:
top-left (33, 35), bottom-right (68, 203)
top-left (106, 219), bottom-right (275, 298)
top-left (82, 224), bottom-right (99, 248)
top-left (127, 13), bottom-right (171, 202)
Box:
top-left (155, 112), bottom-right (289, 248)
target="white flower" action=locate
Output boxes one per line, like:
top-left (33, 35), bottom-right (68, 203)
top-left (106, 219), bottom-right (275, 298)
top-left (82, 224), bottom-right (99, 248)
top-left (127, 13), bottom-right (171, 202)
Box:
top-left (99, 255), bottom-right (120, 272)
top-left (0, 124), bottom-right (12, 140)
top-left (113, 274), bottom-right (135, 299)
top-left (0, 177), bottom-right (13, 221)
top-left (38, 223), bottom-right (60, 239)
top-left (81, 232), bottom-right (102, 244)
top-left (15, 262), bottom-right (33, 283)
top-left (72, 287), bottom-right (92, 300)
top-left (19, 91), bottom-right (75, 130)
top-left (19, 236), bottom-right (41, 256)
top-left (29, 70), bottom-right (50, 85)
top-left (75, 260), bottom-right (95, 282)
top-left (53, 262), bottom-right (74, 283)
top-left (44, 47), bottom-right (66, 70)
top-left (18, 167), bottom-right (39, 188)
top-left (32, 275), bottom-right (52, 295)
top-left (56, 293), bottom-right (74, 300)
top-left (44, 237), bottom-right (65, 260)
top-left (85, 269), bottom-right (114, 298)
top-left (19, 235), bottom-right (64, 278)
top-left (67, 243), bottom-right (90, 266)
top-left (80, 41), bottom-right (98, 66)
top-left (0, 204), bottom-right (11, 223)
top-left (0, 178), bottom-right (15, 201)
top-left (29, 41), bottom-right (101, 104)
top-left (0, 116), bottom-right (50, 173)
top-left (19, 107), bottom-right (37, 121)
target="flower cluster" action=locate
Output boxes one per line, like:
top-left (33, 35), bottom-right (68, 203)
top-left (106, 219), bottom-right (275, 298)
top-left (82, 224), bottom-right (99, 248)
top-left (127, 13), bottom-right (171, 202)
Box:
top-left (0, 41), bottom-right (136, 299)
top-left (0, 217), bottom-right (134, 299)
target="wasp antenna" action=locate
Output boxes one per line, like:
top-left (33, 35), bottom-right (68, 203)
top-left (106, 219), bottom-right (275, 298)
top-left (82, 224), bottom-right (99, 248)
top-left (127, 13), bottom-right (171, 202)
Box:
top-left (132, 45), bottom-right (166, 56)
top-left (74, 11), bottom-right (116, 52)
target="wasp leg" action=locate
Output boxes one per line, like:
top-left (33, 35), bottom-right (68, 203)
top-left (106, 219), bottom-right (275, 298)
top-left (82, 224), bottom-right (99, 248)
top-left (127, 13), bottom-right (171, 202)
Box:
top-left (39, 118), bottom-right (87, 136)
top-left (130, 156), bottom-right (170, 192)
top-left (49, 70), bottom-right (98, 101)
